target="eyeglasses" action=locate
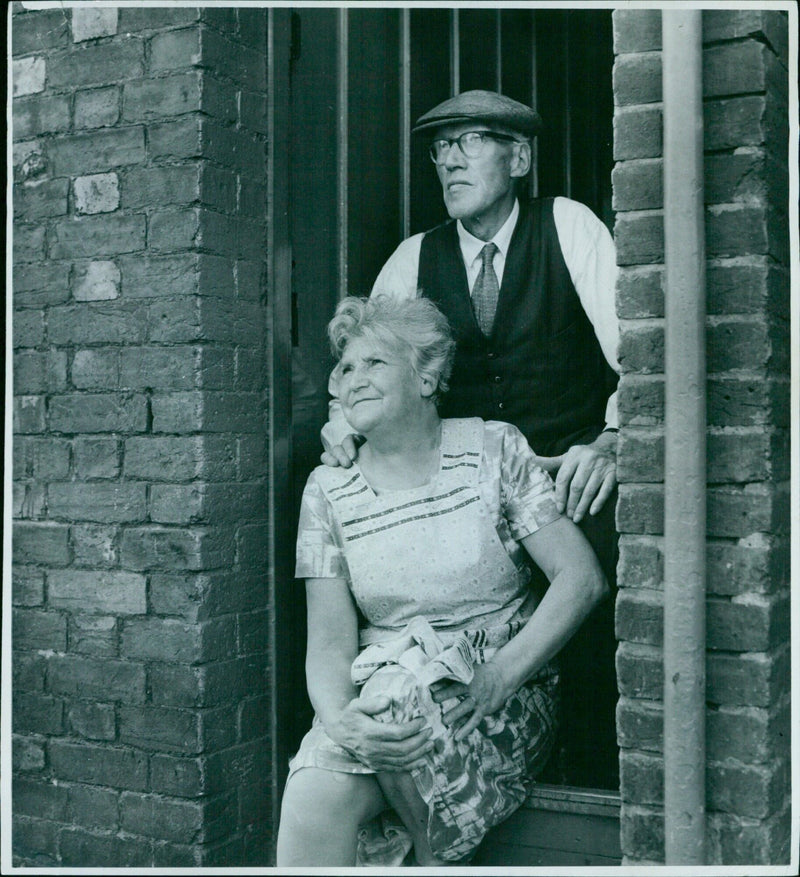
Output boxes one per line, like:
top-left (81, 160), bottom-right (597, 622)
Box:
top-left (429, 131), bottom-right (522, 164)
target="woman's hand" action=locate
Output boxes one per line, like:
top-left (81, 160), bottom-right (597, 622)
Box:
top-left (327, 694), bottom-right (434, 772)
top-left (430, 663), bottom-right (511, 742)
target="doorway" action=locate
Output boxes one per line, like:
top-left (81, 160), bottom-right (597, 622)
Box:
top-left (270, 2), bottom-right (617, 815)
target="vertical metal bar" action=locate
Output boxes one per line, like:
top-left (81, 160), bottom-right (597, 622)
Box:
top-left (563, 14), bottom-right (572, 198)
top-left (400, 8), bottom-right (411, 240)
top-left (530, 13), bottom-right (539, 198)
top-left (266, 6), bottom-right (293, 852)
top-left (495, 10), bottom-right (502, 93)
top-left (336, 8), bottom-right (348, 300)
top-left (450, 9), bottom-right (460, 96)
top-left (662, 8), bottom-right (707, 865)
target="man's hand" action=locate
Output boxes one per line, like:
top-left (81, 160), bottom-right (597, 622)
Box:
top-left (531, 430), bottom-right (617, 523)
top-left (320, 434), bottom-right (363, 468)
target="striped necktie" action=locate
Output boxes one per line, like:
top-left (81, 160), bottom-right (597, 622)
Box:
top-left (472, 242), bottom-right (500, 336)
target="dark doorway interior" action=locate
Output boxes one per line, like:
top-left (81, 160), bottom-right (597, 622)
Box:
top-left (275, 6), bottom-right (617, 803)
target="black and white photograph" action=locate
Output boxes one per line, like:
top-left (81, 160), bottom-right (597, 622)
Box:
top-left (3, 0), bottom-right (797, 872)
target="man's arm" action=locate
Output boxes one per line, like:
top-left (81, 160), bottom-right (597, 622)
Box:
top-left (536, 198), bottom-right (620, 520)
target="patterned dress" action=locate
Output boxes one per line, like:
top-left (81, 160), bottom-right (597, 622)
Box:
top-left (291, 418), bottom-right (562, 863)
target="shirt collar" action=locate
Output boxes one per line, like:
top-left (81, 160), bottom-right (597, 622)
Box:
top-left (456, 198), bottom-right (520, 265)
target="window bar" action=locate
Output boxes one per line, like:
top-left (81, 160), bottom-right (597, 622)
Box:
top-left (530, 13), bottom-right (539, 198)
top-left (563, 14), bottom-right (572, 199)
top-left (495, 10), bottom-right (502, 93)
top-left (336, 8), bottom-right (349, 300)
top-left (400, 8), bottom-right (411, 240)
top-left (449, 9), bottom-right (460, 96)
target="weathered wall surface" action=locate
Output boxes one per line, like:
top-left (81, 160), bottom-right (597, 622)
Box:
top-left (612, 8), bottom-right (790, 865)
top-left (11, 4), bottom-right (272, 866)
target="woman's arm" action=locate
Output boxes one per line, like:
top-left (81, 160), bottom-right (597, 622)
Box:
top-left (305, 577), bottom-right (434, 770)
top-left (432, 517), bottom-right (608, 739)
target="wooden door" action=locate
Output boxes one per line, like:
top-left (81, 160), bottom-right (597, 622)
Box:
top-left (270, 4), bottom-right (616, 810)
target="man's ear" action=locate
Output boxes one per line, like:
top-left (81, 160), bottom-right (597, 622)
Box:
top-left (510, 140), bottom-right (532, 179)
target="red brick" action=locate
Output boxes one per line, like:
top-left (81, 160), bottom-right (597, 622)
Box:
top-left (612, 159), bottom-right (662, 211)
top-left (120, 617), bottom-right (236, 664)
top-left (48, 127), bottom-right (146, 177)
top-left (74, 86), bottom-right (121, 130)
top-left (59, 827), bottom-right (152, 867)
top-left (47, 39), bottom-right (144, 89)
top-left (617, 697), bottom-right (662, 751)
top-left (119, 792), bottom-right (206, 842)
top-left (66, 784), bottom-right (119, 830)
top-left (117, 252), bottom-right (200, 298)
top-left (13, 94), bottom-right (71, 138)
top-left (704, 10), bottom-right (788, 63)
top-left (617, 320), bottom-right (664, 374)
top-left (49, 392), bottom-right (148, 434)
top-left (12, 9), bottom-right (70, 54)
top-left (49, 214), bottom-right (146, 260)
top-left (13, 395), bottom-right (46, 434)
top-left (617, 429), bottom-right (663, 483)
top-left (13, 567), bottom-right (45, 607)
top-left (13, 735), bottom-right (46, 772)
top-left (705, 95), bottom-right (785, 151)
top-left (119, 526), bottom-right (234, 572)
top-left (13, 223), bottom-right (46, 263)
top-left (13, 350), bottom-right (68, 393)
top-left (704, 41), bottom-right (787, 103)
top-left (118, 706), bottom-right (201, 754)
top-left (121, 164), bottom-right (200, 210)
top-left (707, 484), bottom-right (788, 538)
top-left (49, 740), bottom-right (148, 790)
top-left (616, 265), bottom-right (663, 319)
top-left (707, 647), bottom-right (789, 707)
top-left (613, 52), bottom-right (662, 107)
top-left (615, 212), bottom-right (663, 265)
top-left (13, 522), bottom-right (70, 565)
top-left (124, 435), bottom-right (236, 482)
top-left (615, 588), bottom-right (662, 646)
top-left (617, 484), bottom-right (664, 535)
top-left (149, 27), bottom-right (201, 71)
top-left (618, 535), bottom-right (663, 590)
top-left (621, 750), bottom-right (662, 805)
top-left (123, 71), bottom-right (204, 122)
top-left (49, 569), bottom-right (147, 614)
top-left (150, 754), bottom-right (205, 797)
top-left (620, 805), bottom-right (664, 861)
top-left (12, 815), bottom-right (60, 866)
top-left (14, 777), bottom-right (69, 820)
top-left (707, 535), bottom-right (789, 596)
top-left (67, 701), bottom-right (116, 741)
top-left (13, 691), bottom-right (64, 735)
top-left (707, 593), bottom-right (789, 652)
top-left (68, 613), bottom-right (119, 656)
top-left (118, 6), bottom-right (200, 31)
top-left (48, 483), bottom-right (146, 524)
top-left (48, 655), bottom-right (146, 703)
top-left (708, 757), bottom-right (788, 819)
top-left (709, 807), bottom-right (792, 864)
top-left (13, 261), bottom-right (72, 308)
top-left (613, 9), bottom-right (661, 53)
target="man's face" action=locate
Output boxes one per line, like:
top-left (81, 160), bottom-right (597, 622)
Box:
top-left (432, 123), bottom-right (530, 237)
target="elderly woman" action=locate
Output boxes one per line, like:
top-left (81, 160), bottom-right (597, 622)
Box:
top-left (276, 296), bottom-right (607, 866)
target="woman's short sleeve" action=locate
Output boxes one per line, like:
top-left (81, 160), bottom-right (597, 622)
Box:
top-left (492, 422), bottom-right (561, 541)
top-left (295, 471), bottom-right (350, 580)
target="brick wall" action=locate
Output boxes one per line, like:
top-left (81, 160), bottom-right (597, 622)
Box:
top-left (612, 9), bottom-right (790, 865)
top-left (12, 4), bottom-right (272, 866)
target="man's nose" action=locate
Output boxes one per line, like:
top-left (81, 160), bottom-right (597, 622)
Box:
top-left (443, 141), bottom-right (467, 170)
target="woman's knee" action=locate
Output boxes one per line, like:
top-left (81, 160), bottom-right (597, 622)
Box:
top-left (281, 767), bottom-right (384, 829)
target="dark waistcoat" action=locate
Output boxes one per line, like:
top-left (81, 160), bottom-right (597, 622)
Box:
top-left (418, 198), bottom-right (618, 456)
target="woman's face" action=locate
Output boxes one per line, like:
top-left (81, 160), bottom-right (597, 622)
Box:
top-left (338, 334), bottom-right (426, 436)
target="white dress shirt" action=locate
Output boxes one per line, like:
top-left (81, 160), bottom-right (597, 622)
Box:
top-left (325, 197), bottom-right (620, 450)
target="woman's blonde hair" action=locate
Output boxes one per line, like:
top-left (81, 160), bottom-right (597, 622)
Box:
top-left (328, 295), bottom-right (456, 397)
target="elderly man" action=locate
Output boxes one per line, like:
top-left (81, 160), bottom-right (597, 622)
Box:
top-left (323, 90), bottom-right (620, 789)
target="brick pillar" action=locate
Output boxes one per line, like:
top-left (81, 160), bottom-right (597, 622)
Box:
top-left (12, 4), bottom-right (272, 866)
top-left (611, 9), bottom-right (790, 865)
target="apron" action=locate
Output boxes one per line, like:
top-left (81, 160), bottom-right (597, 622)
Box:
top-left (315, 418), bottom-right (535, 645)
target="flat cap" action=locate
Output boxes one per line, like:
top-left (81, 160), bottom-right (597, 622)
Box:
top-left (412, 90), bottom-right (542, 138)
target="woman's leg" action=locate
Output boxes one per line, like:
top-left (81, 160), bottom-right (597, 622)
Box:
top-left (276, 767), bottom-right (386, 866)
top-left (376, 771), bottom-right (447, 866)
